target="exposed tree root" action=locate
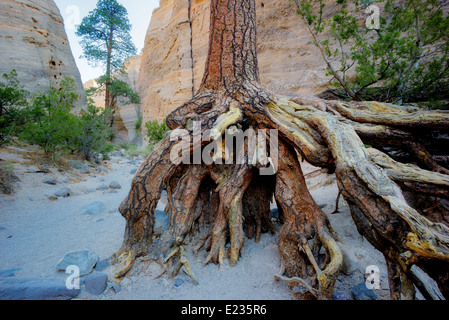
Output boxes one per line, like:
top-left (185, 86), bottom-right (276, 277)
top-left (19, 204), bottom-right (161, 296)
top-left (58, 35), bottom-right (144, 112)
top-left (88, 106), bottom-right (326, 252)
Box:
top-left (112, 88), bottom-right (449, 299)
top-left (112, 0), bottom-right (449, 299)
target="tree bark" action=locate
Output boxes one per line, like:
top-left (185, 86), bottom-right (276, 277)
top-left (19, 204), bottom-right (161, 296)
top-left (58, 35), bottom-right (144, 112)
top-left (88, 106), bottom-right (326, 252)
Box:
top-left (200, 0), bottom-right (259, 92)
top-left (113, 0), bottom-right (449, 300)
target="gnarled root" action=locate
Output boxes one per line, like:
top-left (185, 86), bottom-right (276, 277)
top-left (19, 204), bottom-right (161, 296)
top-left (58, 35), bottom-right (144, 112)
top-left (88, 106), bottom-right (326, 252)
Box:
top-left (274, 139), bottom-right (342, 300)
top-left (204, 163), bottom-right (254, 266)
top-left (115, 84), bottom-right (449, 299)
top-left (112, 138), bottom-right (181, 278)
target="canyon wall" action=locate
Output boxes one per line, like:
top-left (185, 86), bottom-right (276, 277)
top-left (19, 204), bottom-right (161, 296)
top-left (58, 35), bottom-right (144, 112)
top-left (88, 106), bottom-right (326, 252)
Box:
top-left (0, 0), bottom-right (86, 111)
top-left (137, 0), bottom-right (335, 123)
top-left (84, 54), bottom-right (142, 145)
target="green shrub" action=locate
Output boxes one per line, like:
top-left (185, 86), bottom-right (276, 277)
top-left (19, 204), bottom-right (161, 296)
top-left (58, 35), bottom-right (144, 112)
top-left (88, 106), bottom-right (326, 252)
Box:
top-left (296, 0), bottom-right (449, 104)
top-left (135, 113), bottom-right (143, 133)
top-left (145, 119), bottom-right (169, 146)
top-left (19, 79), bottom-right (78, 154)
top-left (0, 70), bottom-right (29, 145)
top-left (19, 78), bottom-right (79, 155)
top-left (75, 104), bottom-right (114, 161)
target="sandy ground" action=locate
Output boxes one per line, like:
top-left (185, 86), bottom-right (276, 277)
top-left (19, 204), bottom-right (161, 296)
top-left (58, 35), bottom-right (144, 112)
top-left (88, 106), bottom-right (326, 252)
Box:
top-left (0, 145), bottom-right (394, 300)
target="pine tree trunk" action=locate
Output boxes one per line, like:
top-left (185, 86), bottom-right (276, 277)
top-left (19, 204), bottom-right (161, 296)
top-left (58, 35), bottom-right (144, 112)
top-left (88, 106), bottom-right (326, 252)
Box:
top-left (112, 0), bottom-right (449, 300)
top-left (200, 0), bottom-right (259, 91)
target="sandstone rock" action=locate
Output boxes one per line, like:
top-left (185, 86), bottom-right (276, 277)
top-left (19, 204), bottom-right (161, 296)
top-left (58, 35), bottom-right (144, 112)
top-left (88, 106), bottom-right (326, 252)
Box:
top-left (53, 187), bottom-right (72, 198)
top-left (95, 259), bottom-right (110, 272)
top-left (56, 249), bottom-right (99, 276)
top-left (81, 202), bottom-right (106, 216)
top-left (82, 272), bottom-right (108, 296)
top-left (108, 181), bottom-right (122, 190)
top-left (69, 160), bottom-right (90, 173)
top-left (42, 177), bottom-right (58, 185)
top-left (84, 54), bottom-right (142, 145)
top-left (137, 0), bottom-right (341, 127)
top-left (96, 184), bottom-right (109, 191)
top-left (110, 283), bottom-right (122, 293)
top-left (0, 0), bottom-right (86, 112)
top-left (0, 278), bottom-right (80, 300)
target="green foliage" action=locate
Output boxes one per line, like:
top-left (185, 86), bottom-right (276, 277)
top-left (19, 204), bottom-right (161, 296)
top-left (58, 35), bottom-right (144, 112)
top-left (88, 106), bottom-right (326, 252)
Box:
top-left (19, 78), bottom-right (80, 155)
top-left (296, 0), bottom-right (449, 105)
top-left (3, 160), bottom-right (15, 172)
top-left (145, 119), bottom-right (169, 146)
top-left (76, 0), bottom-right (137, 75)
top-left (118, 142), bottom-right (153, 158)
top-left (75, 104), bottom-right (114, 161)
top-left (1, 74), bottom-right (114, 161)
top-left (0, 70), bottom-right (29, 145)
top-left (135, 113), bottom-right (143, 133)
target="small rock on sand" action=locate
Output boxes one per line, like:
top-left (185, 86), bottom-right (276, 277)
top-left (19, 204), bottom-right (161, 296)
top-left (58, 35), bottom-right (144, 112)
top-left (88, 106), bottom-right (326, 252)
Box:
top-left (82, 202), bottom-right (106, 216)
top-left (56, 249), bottom-right (99, 276)
top-left (108, 181), bottom-right (121, 189)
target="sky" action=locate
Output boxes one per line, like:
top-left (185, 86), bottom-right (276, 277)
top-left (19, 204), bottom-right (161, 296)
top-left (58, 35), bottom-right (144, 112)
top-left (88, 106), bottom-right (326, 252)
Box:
top-left (54, 0), bottom-right (160, 83)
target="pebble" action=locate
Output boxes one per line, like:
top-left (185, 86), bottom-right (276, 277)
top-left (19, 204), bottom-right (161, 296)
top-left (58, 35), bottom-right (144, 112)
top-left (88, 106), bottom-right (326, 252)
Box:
top-left (69, 160), bottom-right (90, 173)
top-left (82, 201), bottom-right (106, 216)
top-left (108, 181), bottom-right (122, 189)
top-left (95, 259), bottom-right (110, 271)
top-left (96, 166), bottom-right (107, 173)
top-left (110, 283), bottom-right (121, 293)
top-left (82, 272), bottom-right (108, 295)
top-left (174, 279), bottom-right (184, 287)
top-left (42, 177), bottom-right (58, 185)
top-left (351, 282), bottom-right (377, 300)
top-left (47, 195), bottom-right (58, 201)
top-left (53, 187), bottom-right (72, 198)
top-left (96, 184), bottom-right (109, 191)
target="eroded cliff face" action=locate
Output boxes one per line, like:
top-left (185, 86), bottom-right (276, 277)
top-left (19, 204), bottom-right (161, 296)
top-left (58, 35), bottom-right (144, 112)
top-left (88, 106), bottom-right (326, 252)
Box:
top-left (138, 0), bottom-right (333, 123)
top-left (116, 54), bottom-right (143, 145)
top-left (84, 54), bottom-right (142, 144)
top-left (0, 0), bottom-right (86, 111)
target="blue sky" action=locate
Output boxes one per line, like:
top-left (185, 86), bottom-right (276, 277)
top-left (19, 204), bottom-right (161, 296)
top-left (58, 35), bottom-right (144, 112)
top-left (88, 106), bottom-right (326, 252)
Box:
top-left (54, 0), bottom-right (160, 83)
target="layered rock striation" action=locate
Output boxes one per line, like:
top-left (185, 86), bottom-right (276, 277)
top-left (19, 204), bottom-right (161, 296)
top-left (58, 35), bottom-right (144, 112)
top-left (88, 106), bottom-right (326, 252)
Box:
top-left (137, 0), bottom-right (333, 123)
top-left (0, 0), bottom-right (86, 111)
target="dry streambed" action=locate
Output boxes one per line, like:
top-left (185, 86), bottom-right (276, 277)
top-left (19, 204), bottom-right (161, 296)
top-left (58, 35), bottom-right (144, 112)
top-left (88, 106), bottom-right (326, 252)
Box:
top-left (0, 146), bottom-right (395, 300)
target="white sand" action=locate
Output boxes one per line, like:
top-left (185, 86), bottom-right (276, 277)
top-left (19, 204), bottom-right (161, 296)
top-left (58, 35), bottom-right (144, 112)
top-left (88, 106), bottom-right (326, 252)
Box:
top-left (0, 146), bottom-right (393, 300)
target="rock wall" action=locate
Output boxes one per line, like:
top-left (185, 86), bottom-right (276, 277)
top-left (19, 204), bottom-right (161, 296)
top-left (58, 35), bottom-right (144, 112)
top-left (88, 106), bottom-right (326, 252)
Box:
top-left (118, 54), bottom-right (142, 145)
top-left (84, 54), bottom-right (142, 145)
top-left (0, 0), bottom-right (86, 111)
top-left (138, 0), bottom-right (334, 123)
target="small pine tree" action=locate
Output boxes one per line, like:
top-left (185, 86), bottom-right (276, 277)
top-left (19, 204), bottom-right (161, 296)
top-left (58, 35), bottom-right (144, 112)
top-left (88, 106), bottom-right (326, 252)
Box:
top-left (145, 119), bottom-right (169, 146)
top-left (75, 102), bottom-right (114, 161)
top-left (19, 78), bottom-right (79, 155)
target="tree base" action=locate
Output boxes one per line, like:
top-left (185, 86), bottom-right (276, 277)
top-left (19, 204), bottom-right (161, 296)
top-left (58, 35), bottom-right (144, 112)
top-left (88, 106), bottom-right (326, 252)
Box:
top-left (113, 82), bottom-right (449, 300)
